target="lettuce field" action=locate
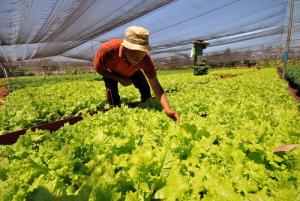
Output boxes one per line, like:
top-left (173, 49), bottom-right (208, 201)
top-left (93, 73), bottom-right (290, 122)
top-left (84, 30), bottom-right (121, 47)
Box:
top-left (0, 68), bottom-right (300, 201)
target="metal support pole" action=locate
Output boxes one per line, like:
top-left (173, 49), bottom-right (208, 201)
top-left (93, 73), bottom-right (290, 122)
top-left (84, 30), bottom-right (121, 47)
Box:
top-left (283, 0), bottom-right (295, 79)
top-left (90, 40), bottom-right (95, 61)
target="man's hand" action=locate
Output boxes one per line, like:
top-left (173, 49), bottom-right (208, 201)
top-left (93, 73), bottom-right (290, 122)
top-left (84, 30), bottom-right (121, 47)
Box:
top-left (120, 78), bottom-right (132, 86)
top-left (148, 77), bottom-right (179, 122)
top-left (166, 109), bottom-right (180, 122)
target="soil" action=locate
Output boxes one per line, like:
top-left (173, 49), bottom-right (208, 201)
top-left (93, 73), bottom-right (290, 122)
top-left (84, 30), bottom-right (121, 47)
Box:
top-left (216, 74), bottom-right (237, 79)
top-left (278, 69), bottom-right (300, 101)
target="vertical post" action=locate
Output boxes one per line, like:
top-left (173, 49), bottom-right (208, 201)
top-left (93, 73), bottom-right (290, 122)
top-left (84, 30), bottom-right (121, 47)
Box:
top-left (57, 56), bottom-right (63, 75)
top-left (0, 61), bottom-right (10, 94)
top-left (57, 56), bottom-right (60, 68)
top-left (283, 0), bottom-right (295, 79)
top-left (90, 40), bottom-right (95, 61)
top-left (90, 40), bottom-right (96, 72)
top-left (0, 62), bottom-right (8, 78)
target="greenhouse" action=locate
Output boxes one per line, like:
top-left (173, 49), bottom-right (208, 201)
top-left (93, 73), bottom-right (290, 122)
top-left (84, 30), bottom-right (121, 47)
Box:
top-left (0, 0), bottom-right (300, 200)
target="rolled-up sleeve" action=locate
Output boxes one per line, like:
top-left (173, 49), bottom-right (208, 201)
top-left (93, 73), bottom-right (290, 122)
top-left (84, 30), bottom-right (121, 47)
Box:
top-left (141, 54), bottom-right (157, 78)
top-left (93, 45), bottom-right (113, 73)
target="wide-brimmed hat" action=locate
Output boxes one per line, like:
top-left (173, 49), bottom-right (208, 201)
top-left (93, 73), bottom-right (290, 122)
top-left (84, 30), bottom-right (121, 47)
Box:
top-left (121, 26), bottom-right (151, 52)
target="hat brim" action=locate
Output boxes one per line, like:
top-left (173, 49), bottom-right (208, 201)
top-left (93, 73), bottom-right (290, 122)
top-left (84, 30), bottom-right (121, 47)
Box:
top-left (121, 39), bottom-right (151, 52)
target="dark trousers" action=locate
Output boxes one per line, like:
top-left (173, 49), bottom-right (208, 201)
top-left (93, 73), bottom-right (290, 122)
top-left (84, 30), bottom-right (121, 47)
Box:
top-left (103, 70), bottom-right (151, 106)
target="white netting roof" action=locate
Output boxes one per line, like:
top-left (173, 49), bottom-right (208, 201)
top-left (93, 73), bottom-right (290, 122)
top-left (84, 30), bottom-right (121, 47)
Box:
top-left (0, 0), bottom-right (299, 65)
top-left (0, 0), bottom-right (173, 62)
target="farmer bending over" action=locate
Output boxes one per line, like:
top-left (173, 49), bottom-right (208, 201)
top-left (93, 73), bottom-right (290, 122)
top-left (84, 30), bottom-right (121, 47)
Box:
top-left (93, 26), bottom-right (179, 121)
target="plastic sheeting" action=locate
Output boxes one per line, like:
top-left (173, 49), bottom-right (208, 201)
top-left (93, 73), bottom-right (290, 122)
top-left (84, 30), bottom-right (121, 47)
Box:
top-left (0, 0), bottom-right (299, 64)
top-left (0, 0), bottom-right (174, 62)
top-left (62, 0), bottom-right (300, 65)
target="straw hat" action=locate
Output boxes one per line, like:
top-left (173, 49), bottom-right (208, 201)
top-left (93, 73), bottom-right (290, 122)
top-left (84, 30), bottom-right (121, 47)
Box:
top-left (121, 26), bottom-right (151, 52)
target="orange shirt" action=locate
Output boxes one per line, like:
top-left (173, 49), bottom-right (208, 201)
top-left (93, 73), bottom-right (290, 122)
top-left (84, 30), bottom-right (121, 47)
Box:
top-left (93, 39), bottom-right (156, 78)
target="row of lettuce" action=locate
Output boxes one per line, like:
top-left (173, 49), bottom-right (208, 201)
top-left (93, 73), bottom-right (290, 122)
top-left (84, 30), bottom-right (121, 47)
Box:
top-left (0, 68), bottom-right (299, 200)
top-left (0, 69), bottom-right (195, 92)
top-left (0, 73), bottom-right (100, 91)
top-left (1, 66), bottom-right (299, 92)
top-left (286, 66), bottom-right (300, 90)
top-left (0, 69), bottom-right (249, 134)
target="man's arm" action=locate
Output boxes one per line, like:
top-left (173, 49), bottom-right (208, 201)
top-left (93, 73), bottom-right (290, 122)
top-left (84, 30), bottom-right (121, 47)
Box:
top-left (148, 76), bottom-right (180, 121)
